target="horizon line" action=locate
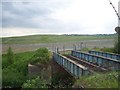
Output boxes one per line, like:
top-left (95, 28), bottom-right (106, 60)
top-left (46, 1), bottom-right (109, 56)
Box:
top-left (0, 33), bottom-right (116, 38)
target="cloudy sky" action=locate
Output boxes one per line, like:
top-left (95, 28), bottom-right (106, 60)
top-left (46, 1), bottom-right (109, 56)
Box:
top-left (1, 0), bottom-right (120, 37)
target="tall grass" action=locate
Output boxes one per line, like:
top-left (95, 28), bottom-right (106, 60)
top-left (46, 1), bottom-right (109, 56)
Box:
top-left (81, 47), bottom-right (116, 53)
top-left (74, 71), bottom-right (119, 88)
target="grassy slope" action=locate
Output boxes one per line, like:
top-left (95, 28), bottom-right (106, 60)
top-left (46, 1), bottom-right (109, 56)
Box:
top-left (73, 71), bottom-right (119, 88)
top-left (2, 34), bottom-right (115, 44)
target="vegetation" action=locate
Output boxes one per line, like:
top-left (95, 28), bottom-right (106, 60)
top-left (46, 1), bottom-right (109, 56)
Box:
top-left (22, 76), bottom-right (48, 88)
top-left (2, 48), bottom-right (51, 88)
top-left (2, 68), bottom-right (27, 88)
top-left (2, 51), bottom-right (34, 88)
top-left (29, 48), bottom-right (51, 64)
top-left (0, 65), bottom-right (1, 88)
top-left (51, 72), bottom-right (74, 88)
top-left (2, 51), bottom-right (34, 69)
top-left (81, 47), bottom-right (116, 54)
top-left (73, 71), bottom-right (119, 88)
top-left (114, 34), bottom-right (120, 54)
top-left (7, 47), bottom-right (14, 64)
top-left (2, 34), bottom-right (115, 44)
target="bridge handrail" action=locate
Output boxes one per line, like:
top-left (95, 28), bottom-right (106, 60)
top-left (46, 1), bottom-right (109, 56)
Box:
top-left (89, 50), bottom-right (120, 56)
top-left (89, 50), bottom-right (120, 60)
top-left (53, 52), bottom-right (87, 70)
top-left (72, 50), bottom-right (120, 63)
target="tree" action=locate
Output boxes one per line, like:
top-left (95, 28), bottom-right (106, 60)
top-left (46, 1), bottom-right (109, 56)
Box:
top-left (7, 47), bottom-right (14, 64)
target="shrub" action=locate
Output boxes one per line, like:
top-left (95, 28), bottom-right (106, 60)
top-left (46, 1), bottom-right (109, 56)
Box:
top-left (2, 68), bottom-right (28, 88)
top-left (10, 60), bottom-right (28, 75)
top-left (7, 47), bottom-right (14, 64)
top-left (113, 33), bottom-right (120, 54)
top-left (30, 48), bottom-right (50, 64)
top-left (22, 76), bottom-right (48, 88)
top-left (2, 54), bottom-right (10, 69)
top-left (101, 47), bottom-right (115, 53)
top-left (2, 51), bottom-right (34, 88)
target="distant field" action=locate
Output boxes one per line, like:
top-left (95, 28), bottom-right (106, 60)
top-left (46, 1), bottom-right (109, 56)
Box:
top-left (2, 34), bottom-right (116, 53)
top-left (2, 34), bottom-right (116, 44)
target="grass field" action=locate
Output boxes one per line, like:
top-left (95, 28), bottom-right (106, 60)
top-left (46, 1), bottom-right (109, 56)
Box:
top-left (2, 34), bottom-right (116, 44)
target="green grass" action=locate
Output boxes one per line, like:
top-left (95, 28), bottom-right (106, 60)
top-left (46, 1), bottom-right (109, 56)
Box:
top-left (2, 51), bottom-right (34, 69)
top-left (2, 34), bottom-right (115, 44)
top-left (73, 71), bottom-right (119, 88)
top-left (81, 47), bottom-right (116, 53)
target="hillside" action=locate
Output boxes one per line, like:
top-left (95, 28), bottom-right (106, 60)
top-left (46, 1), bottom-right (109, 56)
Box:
top-left (2, 34), bottom-right (116, 44)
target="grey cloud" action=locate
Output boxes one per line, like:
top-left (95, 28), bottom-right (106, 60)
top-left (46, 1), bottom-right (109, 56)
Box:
top-left (2, 1), bottom-right (70, 28)
top-left (2, 0), bottom-right (72, 30)
top-left (2, 2), bottom-right (51, 18)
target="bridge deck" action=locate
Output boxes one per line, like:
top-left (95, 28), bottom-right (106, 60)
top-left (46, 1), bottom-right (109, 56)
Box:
top-left (65, 55), bottom-right (107, 73)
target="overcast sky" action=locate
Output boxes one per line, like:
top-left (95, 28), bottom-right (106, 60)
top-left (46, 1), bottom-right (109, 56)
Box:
top-left (1, 0), bottom-right (120, 37)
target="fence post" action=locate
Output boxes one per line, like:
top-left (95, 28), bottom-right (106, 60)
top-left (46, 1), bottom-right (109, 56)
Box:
top-left (80, 42), bottom-right (83, 50)
top-left (63, 45), bottom-right (65, 54)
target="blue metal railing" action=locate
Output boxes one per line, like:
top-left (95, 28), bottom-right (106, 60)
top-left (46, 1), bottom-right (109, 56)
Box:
top-left (89, 50), bottom-right (120, 60)
top-left (71, 50), bottom-right (120, 70)
top-left (53, 52), bottom-right (90, 78)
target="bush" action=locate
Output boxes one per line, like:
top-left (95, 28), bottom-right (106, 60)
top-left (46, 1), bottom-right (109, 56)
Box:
top-left (114, 36), bottom-right (120, 54)
top-left (2, 54), bottom-right (10, 69)
top-left (7, 47), bottom-right (14, 64)
top-left (10, 60), bottom-right (28, 75)
top-left (113, 33), bottom-right (120, 54)
top-left (22, 76), bottom-right (48, 88)
top-left (100, 47), bottom-right (115, 53)
top-left (2, 68), bottom-right (28, 88)
top-left (30, 48), bottom-right (50, 64)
